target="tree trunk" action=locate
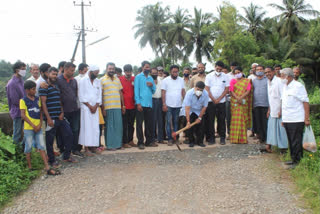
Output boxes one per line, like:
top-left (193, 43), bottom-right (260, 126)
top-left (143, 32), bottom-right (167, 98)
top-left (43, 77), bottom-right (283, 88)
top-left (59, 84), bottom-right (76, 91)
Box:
top-left (159, 46), bottom-right (166, 68)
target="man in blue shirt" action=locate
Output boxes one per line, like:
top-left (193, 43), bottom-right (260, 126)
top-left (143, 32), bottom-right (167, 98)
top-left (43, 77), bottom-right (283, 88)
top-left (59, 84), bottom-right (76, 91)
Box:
top-left (134, 61), bottom-right (156, 149)
top-left (181, 81), bottom-right (209, 147)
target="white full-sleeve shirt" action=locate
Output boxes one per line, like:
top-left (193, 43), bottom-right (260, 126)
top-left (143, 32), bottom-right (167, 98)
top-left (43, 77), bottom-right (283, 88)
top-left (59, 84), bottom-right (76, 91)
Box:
top-left (267, 76), bottom-right (283, 118)
top-left (281, 80), bottom-right (309, 123)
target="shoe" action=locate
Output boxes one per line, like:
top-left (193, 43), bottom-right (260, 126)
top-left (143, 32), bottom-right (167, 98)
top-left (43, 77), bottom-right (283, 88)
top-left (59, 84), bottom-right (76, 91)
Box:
top-left (157, 141), bottom-right (166, 144)
top-left (54, 151), bottom-right (60, 156)
top-left (284, 161), bottom-right (294, 165)
top-left (226, 136), bottom-right (230, 140)
top-left (220, 138), bottom-right (226, 145)
top-left (183, 140), bottom-right (189, 144)
top-left (128, 141), bottom-right (137, 147)
top-left (72, 151), bottom-right (84, 158)
top-left (122, 144), bottom-right (132, 148)
top-left (138, 144), bottom-right (145, 150)
top-left (146, 142), bottom-right (158, 147)
top-left (168, 140), bottom-right (173, 146)
top-left (208, 138), bottom-right (216, 145)
top-left (198, 143), bottom-right (206, 147)
top-left (189, 143), bottom-right (194, 147)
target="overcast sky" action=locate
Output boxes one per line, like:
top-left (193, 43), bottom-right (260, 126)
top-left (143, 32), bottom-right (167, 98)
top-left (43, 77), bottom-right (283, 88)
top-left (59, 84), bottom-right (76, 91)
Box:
top-left (0, 0), bottom-right (319, 72)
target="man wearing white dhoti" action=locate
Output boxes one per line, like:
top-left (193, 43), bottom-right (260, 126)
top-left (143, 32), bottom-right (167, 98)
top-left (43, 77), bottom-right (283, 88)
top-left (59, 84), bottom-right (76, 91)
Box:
top-left (265, 66), bottom-right (288, 153)
top-left (78, 65), bottom-right (102, 156)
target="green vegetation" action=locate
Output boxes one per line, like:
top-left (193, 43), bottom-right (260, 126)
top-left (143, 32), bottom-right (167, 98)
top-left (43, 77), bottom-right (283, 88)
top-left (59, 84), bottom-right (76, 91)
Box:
top-left (134, 0), bottom-right (320, 84)
top-left (0, 129), bottom-right (43, 208)
top-left (308, 86), bottom-right (320, 104)
top-left (280, 110), bottom-right (320, 213)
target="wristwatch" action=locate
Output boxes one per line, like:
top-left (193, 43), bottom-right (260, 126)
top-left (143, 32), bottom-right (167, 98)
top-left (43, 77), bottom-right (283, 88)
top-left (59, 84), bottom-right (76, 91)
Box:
top-left (198, 117), bottom-right (202, 121)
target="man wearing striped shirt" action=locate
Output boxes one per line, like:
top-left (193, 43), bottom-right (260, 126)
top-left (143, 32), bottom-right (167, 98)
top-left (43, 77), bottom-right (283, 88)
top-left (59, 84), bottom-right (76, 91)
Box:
top-left (39, 67), bottom-right (75, 167)
top-left (101, 62), bottom-right (125, 150)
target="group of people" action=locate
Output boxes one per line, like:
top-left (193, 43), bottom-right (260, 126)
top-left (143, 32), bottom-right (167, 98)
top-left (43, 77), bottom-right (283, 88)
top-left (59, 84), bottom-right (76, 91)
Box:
top-left (5, 59), bottom-right (310, 175)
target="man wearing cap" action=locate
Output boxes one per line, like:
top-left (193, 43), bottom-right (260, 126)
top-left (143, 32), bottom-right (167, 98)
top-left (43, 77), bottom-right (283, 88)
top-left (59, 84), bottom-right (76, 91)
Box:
top-left (78, 65), bottom-right (102, 155)
top-left (157, 66), bottom-right (164, 80)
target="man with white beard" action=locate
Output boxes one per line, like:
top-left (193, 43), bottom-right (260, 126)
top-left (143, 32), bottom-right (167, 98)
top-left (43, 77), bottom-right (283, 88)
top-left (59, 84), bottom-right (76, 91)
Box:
top-left (78, 65), bottom-right (102, 156)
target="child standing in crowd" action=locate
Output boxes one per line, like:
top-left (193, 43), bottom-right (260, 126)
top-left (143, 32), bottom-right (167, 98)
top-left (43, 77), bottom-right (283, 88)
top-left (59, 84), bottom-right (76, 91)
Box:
top-left (20, 80), bottom-right (60, 175)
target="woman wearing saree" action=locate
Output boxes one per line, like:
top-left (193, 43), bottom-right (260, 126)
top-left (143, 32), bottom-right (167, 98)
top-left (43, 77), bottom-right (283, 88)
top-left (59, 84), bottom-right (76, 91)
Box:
top-left (229, 67), bottom-right (252, 144)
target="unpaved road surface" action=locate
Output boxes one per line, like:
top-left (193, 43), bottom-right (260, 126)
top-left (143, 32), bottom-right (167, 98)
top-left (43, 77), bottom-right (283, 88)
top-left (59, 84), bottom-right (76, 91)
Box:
top-left (3, 143), bottom-right (306, 214)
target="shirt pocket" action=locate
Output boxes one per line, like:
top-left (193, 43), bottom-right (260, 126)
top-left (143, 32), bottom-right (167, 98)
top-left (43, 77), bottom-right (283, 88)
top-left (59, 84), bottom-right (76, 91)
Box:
top-left (286, 93), bottom-right (297, 107)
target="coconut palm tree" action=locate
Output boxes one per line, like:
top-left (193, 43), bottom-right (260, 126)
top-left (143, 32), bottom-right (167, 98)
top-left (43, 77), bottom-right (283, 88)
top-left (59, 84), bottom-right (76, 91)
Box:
top-left (268, 0), bottom-right (319, 42)
top-left (239, 3), bottom-right (266, 35)
top-left (188, 7), bottom-right (216, 63)
top-left (133, 3), bottom-right (170, 67)
top-left (166, 7), bottom-right (192, 63)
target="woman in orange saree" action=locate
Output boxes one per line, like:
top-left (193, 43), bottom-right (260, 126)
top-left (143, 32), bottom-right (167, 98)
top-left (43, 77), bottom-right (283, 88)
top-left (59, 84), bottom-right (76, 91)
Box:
top-left (229, 67), bottom-right (252, 144)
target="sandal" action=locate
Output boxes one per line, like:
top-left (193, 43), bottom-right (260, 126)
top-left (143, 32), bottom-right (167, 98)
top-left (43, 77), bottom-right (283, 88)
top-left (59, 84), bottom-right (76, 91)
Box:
top-left (63, 157), bottom-right (78, 163)
top-left (85, 151), bottom-right (94, 157)
top-left (47, 168), bottom-right (61, 176)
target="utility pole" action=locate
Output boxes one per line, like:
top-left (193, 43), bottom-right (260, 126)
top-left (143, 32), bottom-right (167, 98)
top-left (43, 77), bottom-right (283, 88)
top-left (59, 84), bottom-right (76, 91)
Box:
top-left (71, 31), bottom-right (81, 63)
top-left (73, 0), bottom-right (93, 63)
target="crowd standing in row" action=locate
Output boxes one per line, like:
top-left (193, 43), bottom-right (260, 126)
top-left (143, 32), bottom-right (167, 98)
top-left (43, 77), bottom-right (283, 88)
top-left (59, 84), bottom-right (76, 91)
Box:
top-left (5, 60), bottom-right (310, 175)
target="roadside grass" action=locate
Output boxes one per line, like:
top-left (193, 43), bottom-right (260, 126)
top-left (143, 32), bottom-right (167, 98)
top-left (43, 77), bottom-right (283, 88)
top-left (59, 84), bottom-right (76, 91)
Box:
top-left (0, 130), bottom-right (43, 210)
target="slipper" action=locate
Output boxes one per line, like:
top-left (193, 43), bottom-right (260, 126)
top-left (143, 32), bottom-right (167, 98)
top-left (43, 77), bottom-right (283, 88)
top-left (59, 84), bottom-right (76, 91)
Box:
top-left (63, 157), bottom-right (78, 163)
top-left (85, 151), bottom-right (94, 157)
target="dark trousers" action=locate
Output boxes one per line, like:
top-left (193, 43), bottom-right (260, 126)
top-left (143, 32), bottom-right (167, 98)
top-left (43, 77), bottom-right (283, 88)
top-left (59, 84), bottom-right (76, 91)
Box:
top-left (162, 111), bottom-right (167, 140)
top-left (64, 110), bottom-right (81, 152)
top-left (206, 102), bottom-right (226, 139)
top-left (253, 107), bottom-right (268, 142)
top-left (152, 98), bottom-right (163, 141)
top-left (136, 107), bottom-right (153, 145)
top-left (204, 109), bottom-right (210, 141)
top-left (122, 109), bottom-right (135, 144)
top-left (56, 130), bottom-right (64, 153)
top-left (99, 124), bottom-right (103, 147)
top-left (283, 122), bottom-right (305, 163)
top-left (187, 113), bottom-right (205, 145)
top-left (166, 107), bottom-right (180, 141)
top-left (226, 100), bottom-right (231, 134)
top-left (46, 119), bottom-right (73, 164)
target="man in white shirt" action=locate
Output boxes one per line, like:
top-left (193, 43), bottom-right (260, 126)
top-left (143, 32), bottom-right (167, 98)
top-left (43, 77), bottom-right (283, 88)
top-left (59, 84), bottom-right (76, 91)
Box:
top-left (151, 67), bottom-right (164, 144)
top-left (205, 61), bottom-right (230, 145)
top-left (78, 65), bottom-right (102, 155)
top-left (265, 66), bottom-right (288, 153)
top-left (162, 65), bottom-right (186, 145)
top-left (27, 63), bottom-right (40, 82)
top-left (281, 68), bottom-right (310, 169)
top-left (248, 63), bottom-right (258, 80)
top-left (36, 63), bottom-right (50, 96)
top-left (225, 63), bottom-right (237, 137)
top-left (75, 63), bottom-right (88, 84)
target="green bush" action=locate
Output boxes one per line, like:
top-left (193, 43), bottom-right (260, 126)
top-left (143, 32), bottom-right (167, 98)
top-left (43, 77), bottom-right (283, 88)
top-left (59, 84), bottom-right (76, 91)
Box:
top-left (0, 130), bottom-right (43, 208)
top-left (308, 86), bottom-right (320, 105)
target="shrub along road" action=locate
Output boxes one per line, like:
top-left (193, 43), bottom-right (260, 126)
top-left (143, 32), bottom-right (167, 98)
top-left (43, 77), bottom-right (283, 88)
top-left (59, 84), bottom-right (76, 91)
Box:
top-left (2, 143), bottom-right (306, 214)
